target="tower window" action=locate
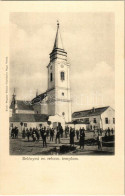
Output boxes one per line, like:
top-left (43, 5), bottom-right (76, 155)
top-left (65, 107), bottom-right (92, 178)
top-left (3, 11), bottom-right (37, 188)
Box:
top-left (62, 92), bottom-right (64, 96)
top-left (113, 118), bottom-right (115, 124)
top-left (50, 73), bottom-right (53, 81)
top-left (60, 72), bottom-right (65, 81)
top-left (93, 118), bottom-right (96, 123)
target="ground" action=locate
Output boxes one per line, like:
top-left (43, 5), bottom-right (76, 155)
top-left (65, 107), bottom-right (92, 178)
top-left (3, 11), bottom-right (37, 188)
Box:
top-left (10, 131), bottom-right (114, 155)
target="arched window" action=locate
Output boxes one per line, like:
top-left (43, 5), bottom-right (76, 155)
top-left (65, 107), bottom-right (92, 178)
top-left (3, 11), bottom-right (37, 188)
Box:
top-left (60, 72), bottom-right (65, 81)
top-left (50, 73), bottom-right (53, 81)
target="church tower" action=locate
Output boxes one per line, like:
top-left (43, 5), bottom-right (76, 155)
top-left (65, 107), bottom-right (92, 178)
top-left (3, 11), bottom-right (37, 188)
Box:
top-left (47, 22), bottom-right (71, 122)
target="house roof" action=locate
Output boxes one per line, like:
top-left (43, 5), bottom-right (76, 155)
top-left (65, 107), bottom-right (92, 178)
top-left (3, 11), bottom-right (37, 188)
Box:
top-left (72, 106), bottom-right (109, 118)
top-left (10, 113), bottom-right (48, 122)
top-left (31, 92), bottom-right (47, 105)
top-left (10, 100), bottom-right (34, 111)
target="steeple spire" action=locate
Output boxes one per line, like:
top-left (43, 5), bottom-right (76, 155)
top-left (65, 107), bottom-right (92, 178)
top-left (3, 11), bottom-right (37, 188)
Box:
top-left (50, 21), bottom-right (67, 62)
top-left (12, 88), bottom-right (16, 104)
top-left (53, 21), bottom-right (64, 50)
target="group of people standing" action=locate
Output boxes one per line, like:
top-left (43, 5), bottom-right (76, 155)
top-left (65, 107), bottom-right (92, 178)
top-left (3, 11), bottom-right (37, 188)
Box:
top-left (10, 125), bottom-right (114, 150)
top-left (69, 127), bottom-right (85, 149)
top-left (10, 126), bottom-right (19, 139)
top-left (13, 125), bottom-right (86, 149)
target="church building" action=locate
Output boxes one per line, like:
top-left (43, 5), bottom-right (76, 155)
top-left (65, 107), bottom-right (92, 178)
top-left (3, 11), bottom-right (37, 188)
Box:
top-left (10, 22), bottom-right (72, 130)
top-left (10, 22), bottom-right (115, 131)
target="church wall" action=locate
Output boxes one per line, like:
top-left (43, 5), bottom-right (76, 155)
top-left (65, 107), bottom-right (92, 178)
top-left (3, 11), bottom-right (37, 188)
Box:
top-left (16, 110), bottom-right (34, 114)
top-left (48, 101), bottom-right (56, 116)
top-left (55, 100), bottom-right (71, 122)
top-left (33, 102), bottom-right (48, 114)
top-left (47, 89), bottom-right (56, 116)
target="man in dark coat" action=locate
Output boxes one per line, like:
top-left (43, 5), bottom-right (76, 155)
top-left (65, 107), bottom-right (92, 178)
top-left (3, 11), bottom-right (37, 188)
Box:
top-left (56, 127), bottom-right (60, 144)
top-left (26, 128), bottom-right (30, 142)
top-left (32, 128), bottom-right (36, 142)
top-left (79, 128), bottom-right (85, 149)
top-left (40, 128), bottom-right (44, 140)
top-left (50, 128), bottom-right (54, 142)
top-left (43, 128), bottom-right (47, 147)
top-left (107, 127), bottom-right (111, 136)
top-left (111, 128), bottom-right (114, 135)
top-left (22, 128), bottom-right (26, 139)
top-left (11, 127), bottom-right (15, 139)
top-left (70, 128), bottom-right (75, 146)
top-left (76, 129), bottom-right (79, 140)
top-left (35, 127), bottom-right (40, 142)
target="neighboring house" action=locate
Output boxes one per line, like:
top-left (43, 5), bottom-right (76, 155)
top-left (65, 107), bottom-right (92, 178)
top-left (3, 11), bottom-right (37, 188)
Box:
top-left (72, 106), bottom-right (115, 130)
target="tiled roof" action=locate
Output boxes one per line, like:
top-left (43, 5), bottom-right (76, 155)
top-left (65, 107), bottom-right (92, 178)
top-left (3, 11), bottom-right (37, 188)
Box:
top-left (10, 100), bottom-right (34, 111)
top-left (72, 106), bottom-right (109, 118)
top-left (10, 113), bottom-right (48, 122)
top-left (31, 92), bottom-right (47, 104)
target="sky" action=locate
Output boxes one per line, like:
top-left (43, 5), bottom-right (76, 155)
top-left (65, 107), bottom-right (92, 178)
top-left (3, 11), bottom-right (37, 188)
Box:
top-left (10, 12), bottom-right (115, 112)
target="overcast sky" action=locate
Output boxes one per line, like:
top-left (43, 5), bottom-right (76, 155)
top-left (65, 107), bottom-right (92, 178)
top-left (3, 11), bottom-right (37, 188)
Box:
top-left (10, 12), bottom-right (115, 112)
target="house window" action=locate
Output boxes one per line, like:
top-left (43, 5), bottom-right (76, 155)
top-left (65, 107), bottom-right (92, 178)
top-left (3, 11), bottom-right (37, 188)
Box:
top-left (50, 73), bottom-right (53, 81)
top-left (105, 118), bottom-right (108, 124)
top-left (113, 118), bottom-right (115, 124)
top-left (24, 123), bottom-right (27, 127)
top-left (93, 118), bottom-right (96, 123)
top-left (60, 72), bottom-right (65, 81)
top-left (62, 92), bottom-right (64, 96)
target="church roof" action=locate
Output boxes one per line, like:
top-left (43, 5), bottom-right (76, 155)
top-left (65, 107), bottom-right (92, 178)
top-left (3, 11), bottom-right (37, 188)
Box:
top-left (31, 92), bottom-right (47, 104)
top-left (53, 21), bottom-right (64, 51)
top-left (72, 106), bottom-right (110, 118)
top-left (10, 113), bottom-right (48, 122)
top-left (10, 100), bottom-right (34, 111)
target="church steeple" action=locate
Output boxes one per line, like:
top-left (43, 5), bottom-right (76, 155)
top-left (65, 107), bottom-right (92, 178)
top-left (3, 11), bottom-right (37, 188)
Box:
top-left (47, 22), bottom-right (71, 122)
top-left (50, 21), bottom-right (67, 62)
top-left (53, 21), bottom-right (64, 50)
